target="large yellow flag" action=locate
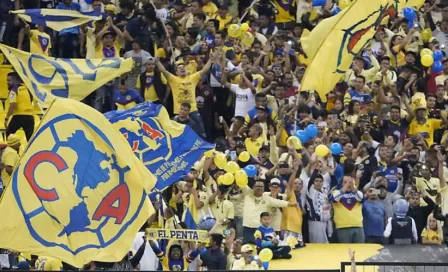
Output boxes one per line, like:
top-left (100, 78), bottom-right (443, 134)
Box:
top-left (300, 0), bottom-right (423, 101)
top-left (10, 9), bottom-right (101, 32)
top-left (0, 99), bottom-right (155, 267)
top-left (0, 44), bottom-right (133, 107)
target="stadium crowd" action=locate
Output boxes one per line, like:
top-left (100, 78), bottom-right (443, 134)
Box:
top-left (2, 0), bottom-right (448, 270)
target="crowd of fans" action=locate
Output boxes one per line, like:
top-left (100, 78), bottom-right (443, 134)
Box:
top-left (2, 0), bottom-right (448, 270)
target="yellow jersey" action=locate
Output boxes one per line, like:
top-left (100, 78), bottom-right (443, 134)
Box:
top-left (9, 85), bottom-right (34, 116)
top-left (214, 14), bottom-right (233, 30)
top-left (30, 30), bottom-right (51, 56)
top-left (35, 256), bottom-right (63, 271)
top-left (202, 2), bottom-right (218, 17)
top-left (421, 228), bottom-right (442, 244)
top-left (245, 136), bottom-right (265, 157)
top-left (85, 27), bottom-right (96, 59)
top-left (273, 0), bottom-right (296, 23)
top-left (95, 40), bottom-right (121, 58)
top-left (408, 118), bottom-right (442, 147)
top-left (136, 72), bottom-right (167, 102)
top-left (168, 72), bottom-right (202, 114)
top-left (390, 44), bottom-right (406, 68)
top-left (1, 146), bottom-right (19, 188)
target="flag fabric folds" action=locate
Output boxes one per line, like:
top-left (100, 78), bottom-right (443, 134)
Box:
top-left (0, 44), bottom-right (133, 107)
top-left (299, 0), bottom-right (424, 102)
top-left (105, 102), bottom-right (214, 192)
top-left (11, 9), bottom-right (101, 32)
top-left (0, 99), bottom-right (155, 268)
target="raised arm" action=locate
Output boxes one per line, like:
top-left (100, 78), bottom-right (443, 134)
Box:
top-left (155, 58), bottom-right (172, 80)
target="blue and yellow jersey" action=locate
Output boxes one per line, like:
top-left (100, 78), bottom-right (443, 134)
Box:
top-left (30, 30), bottom-right (51, 56)
top-left (113, 88), bottom-right (143, 110)
top-left (150, 240), bottom-right (200, 271)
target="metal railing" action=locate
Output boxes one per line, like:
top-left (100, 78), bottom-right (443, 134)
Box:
top-left (340, 262), bottom-right (448, 272)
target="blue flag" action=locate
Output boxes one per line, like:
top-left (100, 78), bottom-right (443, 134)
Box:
top-left (105, 102), bottom-right (214, 191)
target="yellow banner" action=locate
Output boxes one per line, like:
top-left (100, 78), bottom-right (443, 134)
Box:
top-left (146, 229), bottom-right (209, 242)
top-left (0, 44), bottom-right (133, 108)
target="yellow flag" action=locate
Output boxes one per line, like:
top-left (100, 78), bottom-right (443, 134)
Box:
top-left (0, 44), bottom-right (133, 107)
top-left (300, 0), bottom-right (423, 101)
top-left (0, 99), bottom-right (155, 267)
top-left (10, 9), bottom-right (101, 32)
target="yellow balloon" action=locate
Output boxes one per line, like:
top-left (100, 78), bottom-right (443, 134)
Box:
top-left (214, 153), bottom-right (227, 169)
top-left (228, 24), bottom-right (241, 38)
top-left (225, 161), bottom-right (240, 174)
top-left (259, 248), bottom-right (273, 262)
top-left (240, 22), bottom-right (249, 32)
top-left (421, 54), bottom-right (434, 67)
top-left (222, 172), bottom-right (235, 185)
top-left (287, 136), bottom-right (303, 150)
top-left (240, 32), bottom-right (255, 47)
top-left (238, 151), bottom-right (250, 162)
top-left (339, 0), bottom-right (351, 9)
top-left (315, 144), bottom-right (330, 157)
top-left (235, 170), bottom-right (248, 187)
top-left (217, 175), bottom-right (226, 185)
top-left (420, 48), bottom-right (432, 57)
top-left (421, 28), bottom-right (432, 42)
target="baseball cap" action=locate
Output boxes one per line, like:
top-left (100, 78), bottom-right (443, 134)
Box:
top-left (241, 244), bottom-right (253, 253)
top-left (270, 178), bottom-right (281, 186)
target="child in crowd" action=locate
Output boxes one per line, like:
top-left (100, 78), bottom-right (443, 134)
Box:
top-left (254, 212), bottom-right (291, 259)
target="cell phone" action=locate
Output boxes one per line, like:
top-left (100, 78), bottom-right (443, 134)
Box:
top-left (230, 151), bottom-right (237, 161)
top-left (223, 228), bottom-right (231, 236)
top-left (408, 154), bottom-right (417, 160)
top-left (219, 116), bottom-right (224, 123)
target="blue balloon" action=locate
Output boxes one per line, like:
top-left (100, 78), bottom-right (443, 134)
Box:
top-left (262, 262), bottom-right (269, 270)
top-left (312, 0), bottom-right (326, 6)
top-left (434, 50), bottom-right (444, 61)
top-left (403, 7), bottom-right (415, 21)
top-left (244, 165), bottom-right (257, 178)
top-left (433, 61), bottom-right (443, 73)
top-left (295, 130), bottom-right (309, 143)
top-left (332, 7), bottom-right (341, 15)
top-left (329, 142), bottom-right (342, 155)
top-left (393, 198), bottom-right (409, 217)
top-left (305, 124), bottom-right (319, 138)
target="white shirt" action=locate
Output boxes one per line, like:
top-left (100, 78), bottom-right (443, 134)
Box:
top-left (132, 232), bottom-right (159, 271)
top-left (433, 28), bottom-right (448, 56)
top-left (230, 84), bottom-right (255, 117)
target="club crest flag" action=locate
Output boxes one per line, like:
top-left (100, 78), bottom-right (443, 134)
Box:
top-left (104, 102), bottom-right (214, 191)
top-left (300, 0), bottom-right (424, 101)
top-left (0, 44), bottom-right (133, 107)
top-left (0, 99), bottom-right (155, 268)
top-left (10, 9), bottom-right (101, 32)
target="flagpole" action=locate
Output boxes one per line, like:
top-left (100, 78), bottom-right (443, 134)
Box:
top-left (148, 0), bottom-right (175, 65)
top-left (239, 0), bottom-right (260, 23)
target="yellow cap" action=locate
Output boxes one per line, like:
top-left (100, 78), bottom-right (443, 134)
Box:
top-left (7, 134), bottom-right (20, 146)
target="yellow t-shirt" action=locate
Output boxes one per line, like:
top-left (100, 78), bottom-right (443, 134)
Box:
top-left (35, 256), bottom-right (62, 271)
top-left (9, 85), bottom-right (34, 116)
top-left (415, 177), bottom-right (441, 205)
top-left (85, 27), bottom-right (96, 59)
top-left (202, 2), bottom-right (218, 17)
top-left (30, 30), bottom-right (51, 56)
top-left (94, 40), bottom-right (121, 58)
top-left (210, 198), bottom-right (234, 234)
top-left (245, 136), bottom-right (265, 157)
top-left (408, 118), bottom-right (442, 147)
top-left (136, 72), bottom-right (167, 102)
top-left (421, 228), bottom-right (442, 244)
top-left (168, 72), bottom-right (201, 114)
top-left (1, 147), bottom-right (19, 188)
top-left (214, 14), bottom-right (233, 30)
top-left (390, 44), bottom-right (406, 68)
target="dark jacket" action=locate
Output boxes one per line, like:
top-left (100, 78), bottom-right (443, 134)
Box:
top-left (433, 205), bottom-right (448, 245)
top-left (407, 196), bottom-right (435, 240)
